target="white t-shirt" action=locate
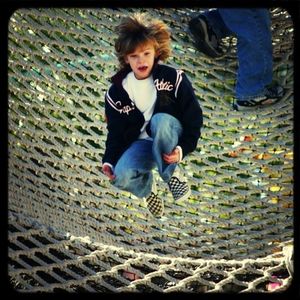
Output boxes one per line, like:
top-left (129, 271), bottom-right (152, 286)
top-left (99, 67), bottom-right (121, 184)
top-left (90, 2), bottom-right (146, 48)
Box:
top-left (122, 72), bottom-right (157, 139)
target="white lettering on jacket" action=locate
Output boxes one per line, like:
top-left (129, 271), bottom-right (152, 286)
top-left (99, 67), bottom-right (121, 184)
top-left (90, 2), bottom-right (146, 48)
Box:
top-left (106, 93), bottom-right (135, 115)
top-left (175, 70), bottom-right (183, 97)
top-left (154, 78), bottom-right (174, 91)
top-left (154, 70), bottom-right (184, 97)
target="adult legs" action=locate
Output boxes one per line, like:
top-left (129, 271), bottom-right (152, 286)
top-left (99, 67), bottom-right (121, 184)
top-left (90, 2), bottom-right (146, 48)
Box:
top-left (219, 9), bottom-right (273, 99)
top-left (208, 8), bottom-right (273, 99)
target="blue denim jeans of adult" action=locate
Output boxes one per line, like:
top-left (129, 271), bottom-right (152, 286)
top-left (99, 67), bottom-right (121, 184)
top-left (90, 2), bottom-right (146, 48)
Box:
top-left (112, 113), bottom-right (183, 198)
top-left (203, 8), bottom-right (273, 100)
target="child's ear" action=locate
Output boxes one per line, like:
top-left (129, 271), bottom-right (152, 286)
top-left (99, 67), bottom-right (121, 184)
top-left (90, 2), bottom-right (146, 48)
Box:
top-left (155, 51), bottom-right (161, 60)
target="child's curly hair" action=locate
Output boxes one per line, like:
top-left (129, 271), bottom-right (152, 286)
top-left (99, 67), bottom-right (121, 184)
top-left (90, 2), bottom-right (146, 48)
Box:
top-left (114, 13), bottom-right (171, 69)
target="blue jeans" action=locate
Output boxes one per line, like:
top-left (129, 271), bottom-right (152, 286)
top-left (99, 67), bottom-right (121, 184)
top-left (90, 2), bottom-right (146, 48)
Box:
top-left (203, 9), bottom-right (273, 100)
top-left (112, 113), bottom-right (183, 198)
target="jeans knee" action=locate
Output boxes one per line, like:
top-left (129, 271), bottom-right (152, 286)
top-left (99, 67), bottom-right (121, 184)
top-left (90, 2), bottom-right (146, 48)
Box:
top-left (151, 113), bottom-right (166, 127)
top-left (115, 167), bottom-right (137, 182)
top-left (150, 113), bottom-right (181, 136)
top-left (113, 168), bottom-right (152, 197)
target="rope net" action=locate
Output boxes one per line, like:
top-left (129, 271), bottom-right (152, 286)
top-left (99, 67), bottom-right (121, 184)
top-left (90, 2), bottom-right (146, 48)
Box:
top-left (8, 8), bottom-right (293, 292)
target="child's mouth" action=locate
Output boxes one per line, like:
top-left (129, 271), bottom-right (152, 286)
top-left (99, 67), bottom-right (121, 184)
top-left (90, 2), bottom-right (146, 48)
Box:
top-left (138, 66), bottom-right (148, 72)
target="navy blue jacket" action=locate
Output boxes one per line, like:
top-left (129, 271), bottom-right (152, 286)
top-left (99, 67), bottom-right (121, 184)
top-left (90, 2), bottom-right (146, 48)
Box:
top-left (102, 63), bottom-right (203, 166)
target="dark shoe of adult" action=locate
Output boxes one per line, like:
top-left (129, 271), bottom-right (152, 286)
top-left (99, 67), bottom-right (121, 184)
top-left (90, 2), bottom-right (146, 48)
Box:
top-left (188, 14), bottom-right (224, 58)
top-left (233, 82), bottom-right (284, 111)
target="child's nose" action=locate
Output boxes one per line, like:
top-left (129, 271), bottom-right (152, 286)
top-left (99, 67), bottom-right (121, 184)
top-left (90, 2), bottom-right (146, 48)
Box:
top-left (137, 56), bottom-right (143, 64)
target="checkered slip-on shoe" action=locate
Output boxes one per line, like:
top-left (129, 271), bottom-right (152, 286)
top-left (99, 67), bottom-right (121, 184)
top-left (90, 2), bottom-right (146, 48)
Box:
top-left (168, 175), bottom-right (191, 202)
top-left (145, 192), bottom-right (164, 218)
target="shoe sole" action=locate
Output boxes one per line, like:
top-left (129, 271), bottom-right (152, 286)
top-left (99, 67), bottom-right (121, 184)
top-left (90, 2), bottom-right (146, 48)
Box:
top-left (189, 17), bottom-right (223, 58)
top-left (175, 187), bottom-right (191, 202)
top-left (233, 98), bottom-right (282, 111)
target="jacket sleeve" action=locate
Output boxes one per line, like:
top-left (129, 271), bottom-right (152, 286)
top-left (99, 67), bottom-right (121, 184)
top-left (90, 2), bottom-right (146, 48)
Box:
top-left (102, 89), bottom-right (128, 167)
top-left (176, 72), bottom-right (203, 158)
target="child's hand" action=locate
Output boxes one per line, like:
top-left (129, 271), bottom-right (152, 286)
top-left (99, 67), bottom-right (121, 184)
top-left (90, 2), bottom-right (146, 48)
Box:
top-left (163, 148), bottom-right (180, 164)
top-left (102, 164), bottom-right (116, 180)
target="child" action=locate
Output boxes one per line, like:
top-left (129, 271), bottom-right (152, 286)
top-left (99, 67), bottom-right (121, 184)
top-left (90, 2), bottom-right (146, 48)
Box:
top-left (102, 13), bottom-right (203, 218)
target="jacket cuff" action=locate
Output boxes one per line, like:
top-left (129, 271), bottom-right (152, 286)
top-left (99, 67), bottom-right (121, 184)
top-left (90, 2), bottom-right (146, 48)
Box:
top-left (175, 146), bottom-right (183, 162)
top-left (103, 162), bottom-right (114, 172)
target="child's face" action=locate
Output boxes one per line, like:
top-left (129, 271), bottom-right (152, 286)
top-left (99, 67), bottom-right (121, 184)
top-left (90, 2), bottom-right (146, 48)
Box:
top-left (125, 42), bottom-right (156, 80)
